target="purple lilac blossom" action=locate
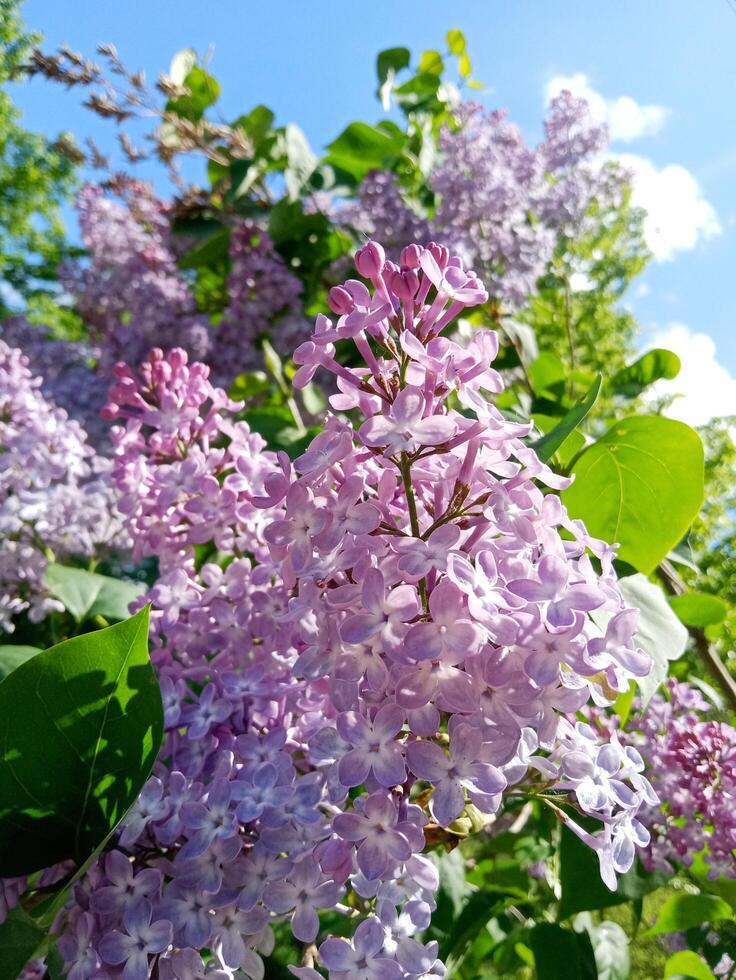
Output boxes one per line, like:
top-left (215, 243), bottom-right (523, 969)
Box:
top-left (6, 241), bottom-right (657, 980)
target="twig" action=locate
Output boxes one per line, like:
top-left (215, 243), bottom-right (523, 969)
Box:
top-left (658, 559), bottom-right (736, 712)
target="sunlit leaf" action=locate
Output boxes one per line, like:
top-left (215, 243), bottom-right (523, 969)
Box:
top-left (0, 607), bottom-right (162, 876)
top-left (563, 416), bottom-right (704, 573)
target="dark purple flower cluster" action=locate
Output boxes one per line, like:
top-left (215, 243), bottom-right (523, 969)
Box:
top-left (633, 682), bottom-right (736, 880)
top-left (209, 221), bottom-right (307, 382)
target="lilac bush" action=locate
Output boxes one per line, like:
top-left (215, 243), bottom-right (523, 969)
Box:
top-left (344, 93), bottom-right (626, 311)
top-left (8, 239), bottom-right (661, 979)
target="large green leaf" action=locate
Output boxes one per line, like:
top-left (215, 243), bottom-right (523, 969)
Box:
top-left (45, 563), bottom-right (145, 623)
top-left (531, 375), bottom-right (601, 464)
top-left (559, 823), bottom-right (669, 919)
top-left (325, 122), bottom-right (406, 182)
top-left (530, 923), bottom-right (598, 980)
top-left (529, 351), bottom-right (566, 396)
top-left (664, 951), bottom-right (717, 980)
top-left (0, 645), bottom-right (40, 681)
top-left (610, 348), bottom-right (681, 398)
top-left (0, 908), bottom-right (46, 980)
top-left (645, 893), bottom-right (732, 936)
top-left (562, 416), bottom-right (704, 573)
top-left (669, 592), bottom-right (728, 627)
top-left (585, 921), bottom-right (630, 980)
top-left (616, 574), bottom-right (689, 704)
top-left (0, 606), bottom-right (162, 877)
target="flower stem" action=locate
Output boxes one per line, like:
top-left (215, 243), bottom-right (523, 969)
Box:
top-left (399, 452), bottom-right (429, 613)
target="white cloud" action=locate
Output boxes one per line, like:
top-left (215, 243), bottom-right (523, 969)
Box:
top-left (544, 72), bottom-right (669, 143)
top-left (647, 322), bottom-right (736, 425)
top-left (615, 153), bottom-right (722, 261)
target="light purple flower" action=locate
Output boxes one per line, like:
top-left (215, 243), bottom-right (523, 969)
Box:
top-left (320, 917), bottom-right (403, 980)
top-left (336, 704), bottom-right (406, 788)
top-left (359, 386), bottom-right (458, 455)
top-left (98, 900), bottom-right (173, 980)
top-left (340, 568), bottom-right (419, 652)
top-left (332, 793), bottom-right (422, 880)
top-left (508, 554), bottom-right (603, 629)
top-left (263, 857), bottom-right (343, 942)
top-left (90, 850), bottom-right (162, 917)
top-left (406, 728), bottom-right (506, 826)
top-left (403, 580), bottom-right (483, 663)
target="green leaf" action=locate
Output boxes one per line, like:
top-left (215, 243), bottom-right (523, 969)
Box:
top-left (177, 228), bottom-right (230, 270)
top-left (232, 104), bottom-right (275, 147)
top-left (0, 645), bottom-right (40, 681)
top-left (430, 848), bottom-right (473, 917)
top-left (616, 574), bottom-right (688, 704)
top-left (168, 47), bottom-right (197, 85)
top-left (664, 951), bottom-right (717, 980)
top-left (459, 53), bottom-right (472, 79)
top-left (440, 890), bottom-right (506, 973)
top-left (689, 854), bottom-right (736, 908)
top-left (562, 416), bottom-right (704, 573)
top-left (590, 574), bottom-right (688, 705)
top-left (446, 29), bottom-right (467, 55)
top-left (585, 921), bottom-right (630, 980)
top-left (559, 823), bottom-right (669, 919)
top-left (376, 47), bottom-right (411, 110)
top-left (613, 680), bottom-right (637, 729)
top-left (167, 65), bottom-right (221, 121)
top-left (325, 122), bottom-right (406, 182)
top-left (393, 73), bottom-right (441, 111)
top-left (419, 50), bottom-right (445, 75)
top-left (529, 923), bottom-right (598, 980)
top-left (610, 348), bottom-right (681, 398)
top-left (646, 893), bottom-right (732, 936)
top-left (668, 592), bottom-right (728, 627)
top-left (284, 124), bottom-right (317, 199)
top-left (228, 371), bottom-right (271, 401)
top-left (376, 47), bottom-right (411, 85)
top-left (529, 351), bottom-right (567, 396)
top-left (531, 375), bottom-right (601, 463)
top-left (45, 563), bottom-right (145, 623)
top-left (0, 907), bottom-right (47, 980)
top-left (0, 607), bottom-right (162, 877)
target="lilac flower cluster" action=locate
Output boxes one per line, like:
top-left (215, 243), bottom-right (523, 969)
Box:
top-left (7, 242), bottom-right (656, 979)
top-left (55, 180), bottom-right (309, 390)
top-left (0, 316), bottom-right (110, 443)
top-left (344, 93), bottom-right (623, 309)
top-left (61, 177), bottom-right (212, 370)
top-left (209, 221), bottom-right (308, 382)
top-left (0, 340), bottom-right (127, 631)
top-left (340, 171), bottom-right (432, 256)
top-left (631, 682), bottom-right (736, 880)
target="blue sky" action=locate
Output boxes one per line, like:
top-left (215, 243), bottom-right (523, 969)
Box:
top-left (12, 0), bottom-right (736, 421)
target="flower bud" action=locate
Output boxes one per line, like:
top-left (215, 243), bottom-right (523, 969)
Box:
top-left (400, 243), bottom-right (423, 269)
top-left (327, 285), bottom-right (354, 316)
top-left (390, 269), bottom-right (420, 301)
top-left (355, 241), bottom-right (386, 278)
